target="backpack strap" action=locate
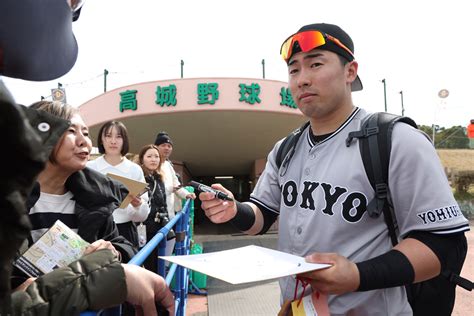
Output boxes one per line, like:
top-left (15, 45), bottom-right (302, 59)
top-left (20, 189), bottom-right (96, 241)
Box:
top-left (276, 121), bottom-right (310, 176)
top-left (346, 112), bottom-right (417, 246)
top-left (347, 112), bottom-right (473, 294)
top-left (442, 270), bottom-right (474, 291)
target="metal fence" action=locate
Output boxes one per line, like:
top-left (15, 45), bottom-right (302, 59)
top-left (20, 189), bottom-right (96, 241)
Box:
top-left (81, 198), bottom-right (193, 316)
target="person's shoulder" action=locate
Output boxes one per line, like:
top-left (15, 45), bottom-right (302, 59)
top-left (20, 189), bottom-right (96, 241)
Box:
top-left (162, 160), bottom-right (174, 170)
top-left (124, 157), bottom-right (145, 174)
top-left (392, 120), bottom-right (429, 142)
top-left (86, 155), bottom-right (104, 169)
top-left (391, 120), bottom-right (435, 159)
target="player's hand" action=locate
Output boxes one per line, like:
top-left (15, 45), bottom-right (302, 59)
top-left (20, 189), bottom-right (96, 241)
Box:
top-left (130, 195), bottom-right (143, 208)
top-left (298, 252), bottom-right (360, 295)
top-left (199, 183), bottom-right (236, 224)
top-left (14, 277), bottom-right (36, 292)
top-left (84, 239), bottom-right (119, 258)
top-left (123, 264), bottom-right (175, 316)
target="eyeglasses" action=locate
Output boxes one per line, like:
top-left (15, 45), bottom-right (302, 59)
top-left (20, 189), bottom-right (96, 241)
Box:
top-left (280, 30), bottom-right (354, 62)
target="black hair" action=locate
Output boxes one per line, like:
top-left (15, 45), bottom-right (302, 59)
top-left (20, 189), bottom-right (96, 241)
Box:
top-left (97, 121), bottom-right (130, 156)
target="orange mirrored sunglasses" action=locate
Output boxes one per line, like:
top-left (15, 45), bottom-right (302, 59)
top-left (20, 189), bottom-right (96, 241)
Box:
top-left (280, 30), bottom-right (354, 62)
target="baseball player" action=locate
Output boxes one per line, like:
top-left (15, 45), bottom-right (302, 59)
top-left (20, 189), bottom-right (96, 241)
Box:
top-left (199, 23), bottom-right (470, 315)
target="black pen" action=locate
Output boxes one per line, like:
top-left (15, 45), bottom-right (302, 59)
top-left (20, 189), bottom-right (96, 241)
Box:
top-left (188, 181), bottom-right (234, 201)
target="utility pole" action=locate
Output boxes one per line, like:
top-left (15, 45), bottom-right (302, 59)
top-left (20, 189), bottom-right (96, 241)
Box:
top-left (103, 69), bottom-right (109, 92)
top-left (261, 59), bottom-right (265, 79)
top-left (180, 59), bottom-right (184, 78)
top-left (399, 90), bottom-right (405, 116)
top-left (381, 79), bottom-right (387, 112)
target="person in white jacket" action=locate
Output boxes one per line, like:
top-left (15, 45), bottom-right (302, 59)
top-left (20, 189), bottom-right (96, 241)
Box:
top-left (154, 132), bottom-right (195, 256)
top-left (88, 121), bottom-right (150, 250)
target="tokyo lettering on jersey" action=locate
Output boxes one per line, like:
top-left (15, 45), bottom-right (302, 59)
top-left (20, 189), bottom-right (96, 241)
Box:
top-left (250, 107), bottom-right (469, 315)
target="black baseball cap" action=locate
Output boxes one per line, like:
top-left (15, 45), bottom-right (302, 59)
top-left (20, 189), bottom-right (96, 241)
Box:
top-left (0, 0), bottom-right (79, 81)
top-left (286, 23), bottom-right (363, 91)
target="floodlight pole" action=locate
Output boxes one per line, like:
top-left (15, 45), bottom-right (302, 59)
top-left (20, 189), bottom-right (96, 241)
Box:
top-left (399, 90), bottom-right (405, 116)
top-left (104, 69), bottom-right (109, 92)
top-left (381, 79), bottom-right (387, 112)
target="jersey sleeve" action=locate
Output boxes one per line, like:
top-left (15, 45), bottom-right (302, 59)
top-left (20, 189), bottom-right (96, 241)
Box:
top-left (249, 139), bottom-right (283, 216)
top-left (388, 124), bottom-right (469, 237)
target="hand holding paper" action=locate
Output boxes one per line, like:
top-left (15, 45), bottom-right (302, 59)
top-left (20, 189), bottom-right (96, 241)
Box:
top-left (14, 220), bottom-right (90, 277)
top-left (298, 252), bottom-right (360, 295)
top-left (107, 173), bottom-right (148, 208)
top-left (160, 245), bottom-right (331, 285)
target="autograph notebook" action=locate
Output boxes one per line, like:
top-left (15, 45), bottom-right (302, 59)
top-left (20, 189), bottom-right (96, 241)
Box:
top-left (106, 173), bottom-right (148, 208)
top-left (14, 220), bottom-right (89, 277)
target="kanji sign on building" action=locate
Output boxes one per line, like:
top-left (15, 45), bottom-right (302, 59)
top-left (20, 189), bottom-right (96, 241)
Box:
top-left (156, 84), bottom-right (177, 107)
top-left (279, 87), bottom-right (297, 109)
top-left (197, 83), bottom-right (219, 105)
top-left (119, 90), bottom-right (138, 112)
top-left (239, 83), bottom-right (261, 105)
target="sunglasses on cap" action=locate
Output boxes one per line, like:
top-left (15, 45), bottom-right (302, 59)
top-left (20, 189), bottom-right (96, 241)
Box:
top-left (280, 30), bottom-right (354, 62)
top-left (68, 0), bottom-right (85, 21)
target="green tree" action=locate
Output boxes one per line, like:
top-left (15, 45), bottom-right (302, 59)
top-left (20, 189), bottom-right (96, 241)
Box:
top-left (418, 125), bottom-right (433, 140)
top-left (417, 125), bottom-right (469, 148)
top-left (436, 126), bottom-right (469, 148)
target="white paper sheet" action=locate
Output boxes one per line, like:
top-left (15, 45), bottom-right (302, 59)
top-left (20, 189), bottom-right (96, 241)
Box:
top-left (160, 245), bottom-right (331, 284)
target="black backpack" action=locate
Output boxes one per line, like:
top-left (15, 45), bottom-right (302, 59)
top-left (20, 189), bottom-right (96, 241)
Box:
top-left (276, 112), bottom-right (473, 315)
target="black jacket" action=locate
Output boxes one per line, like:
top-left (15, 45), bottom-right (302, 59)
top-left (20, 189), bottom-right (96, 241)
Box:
top-left (26, 167), bottom-right (137, 261)
top-left (0, 80), bottom-right (70, 314)
top-left (1, 80), bottom-right (133, 315)
top-left (143, 174), bottom-right (167, 234)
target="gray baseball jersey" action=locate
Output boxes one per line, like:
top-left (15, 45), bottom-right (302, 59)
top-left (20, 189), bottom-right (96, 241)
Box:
top-left (250, 107), bottom-right (469, 315)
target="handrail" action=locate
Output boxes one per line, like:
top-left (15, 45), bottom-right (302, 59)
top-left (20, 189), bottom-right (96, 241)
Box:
top-left (80, 198), bottom-right (193, 316)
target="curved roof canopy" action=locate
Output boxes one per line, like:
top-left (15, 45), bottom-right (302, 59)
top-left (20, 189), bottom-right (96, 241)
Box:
top-left (80, 78), bottom-right (306, 176)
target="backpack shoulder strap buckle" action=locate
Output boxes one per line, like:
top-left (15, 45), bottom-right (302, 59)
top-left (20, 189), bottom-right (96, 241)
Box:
top-left (375, 183), bottom-right (388, 199)
top-left (346, 126), bottom-right (379, 147)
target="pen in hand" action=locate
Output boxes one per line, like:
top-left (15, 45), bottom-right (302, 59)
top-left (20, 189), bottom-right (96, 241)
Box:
top-left (188, 181), bottom-right (234, 201)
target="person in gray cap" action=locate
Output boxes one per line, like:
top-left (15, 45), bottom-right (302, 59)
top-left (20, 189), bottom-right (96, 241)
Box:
top-left (198, 22), bottom-right (469, 315)
top-left (0, 1), bottom-right (174, 315)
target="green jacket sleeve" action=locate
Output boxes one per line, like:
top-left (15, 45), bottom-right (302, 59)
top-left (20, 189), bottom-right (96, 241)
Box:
top-left (11, 249), bottom-right (127, 316)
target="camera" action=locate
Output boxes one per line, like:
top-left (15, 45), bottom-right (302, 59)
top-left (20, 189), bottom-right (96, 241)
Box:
top-left (154, 212), bottom-right (175, 240)
top-left (154, 212), bottom-right (169, 225)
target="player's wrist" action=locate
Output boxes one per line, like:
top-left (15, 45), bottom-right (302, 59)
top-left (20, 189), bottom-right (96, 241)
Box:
top-left (229, 201), bottom-right (255, 231)
top-left (356, 250), bottom-right (414, 291)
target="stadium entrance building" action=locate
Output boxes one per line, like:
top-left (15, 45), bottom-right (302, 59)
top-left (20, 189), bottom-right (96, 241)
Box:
top-left (79, 77), bottom-right (305, 212)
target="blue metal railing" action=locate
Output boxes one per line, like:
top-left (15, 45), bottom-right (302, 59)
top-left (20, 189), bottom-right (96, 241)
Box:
top-left (81, 199), bottom-right (193, 316)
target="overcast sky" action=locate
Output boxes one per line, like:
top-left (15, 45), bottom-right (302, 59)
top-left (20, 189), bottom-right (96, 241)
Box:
top-left (3, 0), bottom-right (473, 128)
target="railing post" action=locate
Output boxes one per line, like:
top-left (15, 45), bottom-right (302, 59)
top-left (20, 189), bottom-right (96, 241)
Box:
top-left (80, 199), bottom-right (193, 316)
top-left (158, 238), bottom-right (167, 277)
top-left (175, 202), bottom-right (186, 316)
